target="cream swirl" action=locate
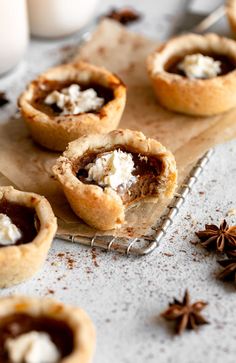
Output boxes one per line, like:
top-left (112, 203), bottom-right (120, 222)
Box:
top-left (85, 149), bottom-right (136, 190)
top-left (178, 53), bottom-right (221, 79)
top-left (0, 213), bottom-right (21, 246)
top-left (5, 331), bottom-right (61, 363)
top-left (45, 84), bottom-right (104, 115)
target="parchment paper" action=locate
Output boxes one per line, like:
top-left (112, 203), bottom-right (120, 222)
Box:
top-left (1, 19), bottom-right (236, 238)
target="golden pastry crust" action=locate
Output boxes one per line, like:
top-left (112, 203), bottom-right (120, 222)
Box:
top-left (18, 61), bottom-right (126, 151)
top-left (226, 0), bottom-right (236, 35)
top-left (147, 33), bottom-right (236, 116)
top-left (0, 186), bottom-right (57, 288)
top-left (53, 129), bottom-right (177, 231)
top-left (0, 295), bottom-right (95, 363)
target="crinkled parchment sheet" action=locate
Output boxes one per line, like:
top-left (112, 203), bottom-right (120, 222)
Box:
top-left (1, 19), bottom-right (236, 239)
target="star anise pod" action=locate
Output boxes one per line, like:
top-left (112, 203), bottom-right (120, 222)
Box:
top-left (161, 290), bottom-right (209, 335)
top-left (196, 220), bottom-right (236, 253)
top-left (218, 258), bottom-right (236, 282)
top-left (0, 92), bottom-right (9, 107)
top-left (103, 7), bottom-right (141, 25)
top-left (226, 249), bottom-right (236, 257)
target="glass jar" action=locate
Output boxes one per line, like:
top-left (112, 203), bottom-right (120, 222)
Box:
top-left (27, 0), bottom-right (99, 38)
top-left (0, 0), bottom-right (29, 75)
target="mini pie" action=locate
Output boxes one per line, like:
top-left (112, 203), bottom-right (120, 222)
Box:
top-left (147, 33), bottom-right (236, 116)
top-left (0, 295), bottom-right (95, 363)
top-left (53, 129), bottom-right (177, 231)
top-left (226, 0), bottom-right (236, 35)
top-left (0, 186), bottom-right (57, 288)
top-left (18, 61), bottom-right (126, 151)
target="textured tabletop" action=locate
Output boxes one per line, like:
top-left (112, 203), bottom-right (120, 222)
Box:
top-left (0, 1), bottom-right (235, 362)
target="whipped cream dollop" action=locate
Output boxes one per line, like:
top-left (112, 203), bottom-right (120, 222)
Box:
top-left (178, 53), bottom-right (221, 79)
top-left (45, 84), bottom-right (104, 115)
top-left (0, 213), bottom-right (21, 246)
top-left (5, 331), bottom-right (61, 363)
top-left (86, 149), bottom-right (136, 190)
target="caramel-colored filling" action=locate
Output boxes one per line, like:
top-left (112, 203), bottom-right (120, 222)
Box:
top-left (165, 52), bottom-right (236, 77)
top-left (76, 148), bottom-right (164, 204)
top-left (0, 313), bottom-right (74, 362)
top-left (31, 80), bottom-right (114, 117)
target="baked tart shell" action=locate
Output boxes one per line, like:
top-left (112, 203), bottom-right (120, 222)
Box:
top-left (0, 295), bottom-right (95, 363)
top-left (0, 186), bottom-right (57, 288)
top-left (53, 129), bottom-right (177, 231)
top-left (147, 33), bottom-right (236, 116)
top-left (18, 61), bottom-right (126, 151)
top-left (226, 0), bottom-right (236, 35)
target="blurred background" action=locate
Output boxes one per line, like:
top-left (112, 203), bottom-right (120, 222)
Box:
top-left (0, 0), bottom-right (228, 78)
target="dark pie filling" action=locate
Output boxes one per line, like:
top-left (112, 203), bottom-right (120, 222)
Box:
top-left (165, 52), bottom-right (236, 78)
top-left (0, 198), bottom-right (38, 247)
top-left (32, 80), bottom-right (114, 116)
top-left (76, 148), bottom-right (164, 204)
top-left (0, 313), bottom-right (74, 362)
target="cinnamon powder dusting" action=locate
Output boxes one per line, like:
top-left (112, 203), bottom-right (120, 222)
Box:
top-left (91, 248), bottom-right (99, 267)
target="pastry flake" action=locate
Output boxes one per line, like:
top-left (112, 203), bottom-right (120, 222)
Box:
top-left (18, 61), bottom-right (126, 151)
top-left (53, 129), bottom-right (177, 230)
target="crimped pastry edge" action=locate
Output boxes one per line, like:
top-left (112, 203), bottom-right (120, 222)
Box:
top-left (0, 295), bottom-right (96, 363)
top-left (18, 61), bottom-right (126, 151)
top-left (147, 32), bottom-right (236, 116)
top-left (53, 129), bottom-right (177, 230)
top-left (0, 186), bottom-right (57, 287)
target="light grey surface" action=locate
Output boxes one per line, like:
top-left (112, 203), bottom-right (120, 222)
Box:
top-left (0, 1), bottom-right (236, 362)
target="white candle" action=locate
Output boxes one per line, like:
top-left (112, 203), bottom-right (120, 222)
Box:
top-left (27, 0), bottom-right (99, 38)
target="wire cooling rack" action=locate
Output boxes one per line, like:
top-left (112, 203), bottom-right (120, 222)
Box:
top-left (57, 149), bottom-right (214, 255)
top-left (57, 4), bottom-right (224, 255)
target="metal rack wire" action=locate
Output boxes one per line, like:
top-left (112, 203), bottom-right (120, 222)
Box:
top-left (57, 5), bottom-right (222, 255)
top-left (57, 149), bottom-right (214, 255)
